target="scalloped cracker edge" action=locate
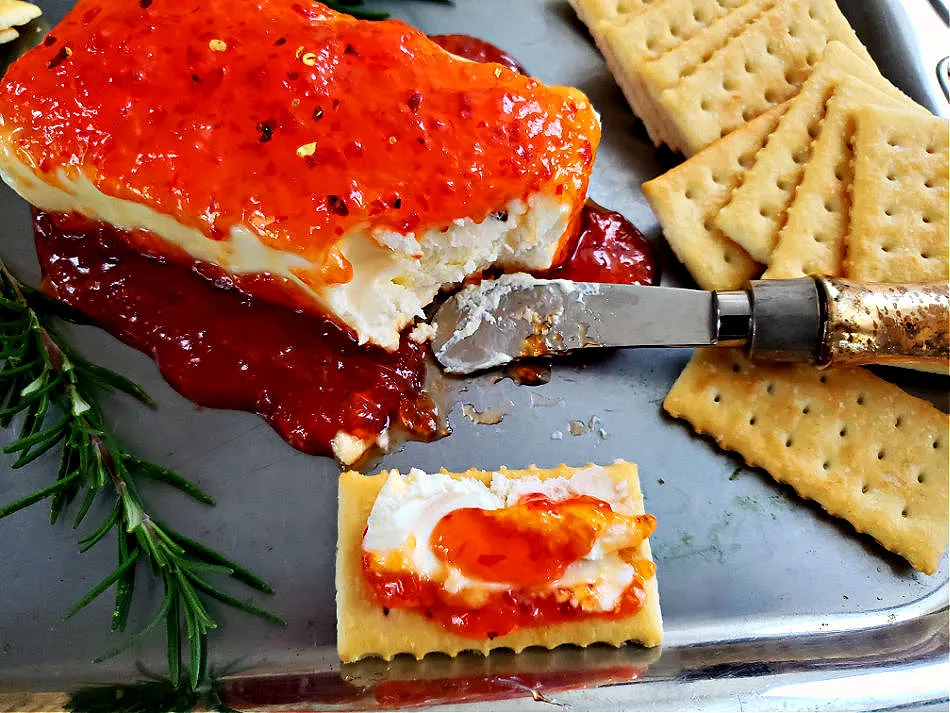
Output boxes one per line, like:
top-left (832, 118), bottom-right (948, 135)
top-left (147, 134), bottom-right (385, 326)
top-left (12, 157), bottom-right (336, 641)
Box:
top-left (843, 106), bottom-right (949, 283)
top-left (642, 102), bottom-right (788, 290)
top-left (336, 462), bottom-right (663, 663)
top-left (664, 349), bottom-right (949, 574)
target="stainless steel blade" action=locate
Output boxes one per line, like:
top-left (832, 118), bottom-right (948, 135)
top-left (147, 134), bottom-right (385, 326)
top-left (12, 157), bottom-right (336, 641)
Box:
top-left (432, 274), bottom-right (716, 374)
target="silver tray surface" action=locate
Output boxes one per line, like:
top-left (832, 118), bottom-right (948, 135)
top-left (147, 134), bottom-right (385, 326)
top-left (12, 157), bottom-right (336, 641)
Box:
top-left (0, 0), bottom-right (947, 710)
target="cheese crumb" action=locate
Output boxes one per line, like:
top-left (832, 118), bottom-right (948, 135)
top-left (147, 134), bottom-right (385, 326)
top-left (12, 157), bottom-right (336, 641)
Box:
top-left (409, 322), bottom-right (436, 344)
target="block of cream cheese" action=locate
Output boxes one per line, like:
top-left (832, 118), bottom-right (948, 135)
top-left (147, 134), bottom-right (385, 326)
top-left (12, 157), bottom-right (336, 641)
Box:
top-left (0, 0), bottom-right (600, 349)
top-left (337, 461), bottom-right (662, 662)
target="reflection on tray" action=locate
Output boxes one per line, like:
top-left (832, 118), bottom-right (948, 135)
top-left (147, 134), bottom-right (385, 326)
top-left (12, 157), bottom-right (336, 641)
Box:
top-left (218, 644), bottom-right (659, 710)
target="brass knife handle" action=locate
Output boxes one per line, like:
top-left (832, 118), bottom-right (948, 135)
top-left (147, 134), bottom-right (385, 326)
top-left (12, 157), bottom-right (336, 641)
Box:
top-left (816, 277), bottom-right (950, 368)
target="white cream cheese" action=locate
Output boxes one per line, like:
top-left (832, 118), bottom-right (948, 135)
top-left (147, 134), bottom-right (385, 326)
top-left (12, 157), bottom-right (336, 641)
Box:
top-left (0, 138), bottom-right (573, 350)
top-left (362, 466), bottom-right (642, 610)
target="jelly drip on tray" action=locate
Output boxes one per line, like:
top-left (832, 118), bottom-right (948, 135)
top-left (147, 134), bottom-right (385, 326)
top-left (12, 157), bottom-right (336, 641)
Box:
top-left (33, 210), bottom-right (439, 458)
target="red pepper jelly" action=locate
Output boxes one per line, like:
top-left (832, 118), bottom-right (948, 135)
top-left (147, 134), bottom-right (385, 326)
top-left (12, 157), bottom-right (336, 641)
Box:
top-left (0, 0), bottom-right (598, 272)
top-left (542, 202), bottom-right (657, 286)
top-left (34, 211), bottom-right (438, 459)
top-left (362, 494), bottom-right (656, 638)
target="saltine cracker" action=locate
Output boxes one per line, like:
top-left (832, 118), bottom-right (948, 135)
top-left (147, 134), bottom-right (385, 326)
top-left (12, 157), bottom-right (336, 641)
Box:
top-left (337, 463), bottom-right (663, 663)
top-left (648, 0), bottom-right (873, 155)
top-left (763, 78), bottom-right (918, 279)
top-left (664, 349), bottom-right (949, 574)
top-left (715, 42), bottom-right (915, 263)
top-left (600, 0), bottom-right (759, 148)
top-left (642, 103), bottom-right (789, 290)
top-left (844, 107), bottom-right (949, 283)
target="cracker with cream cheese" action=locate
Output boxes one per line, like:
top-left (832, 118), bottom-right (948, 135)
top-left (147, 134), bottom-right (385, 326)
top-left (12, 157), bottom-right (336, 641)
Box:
top-left (336, 462), bottom-right (662, 663)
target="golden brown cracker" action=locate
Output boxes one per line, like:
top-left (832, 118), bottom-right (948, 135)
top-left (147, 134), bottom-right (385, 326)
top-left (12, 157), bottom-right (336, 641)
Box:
top-left (715, 42), bottom-right (918, 262)
top-left (763, 79), bottom-right (915, 279)
top-left (337, 462), bottom-right (663, 663)
top-left (618, 0), bottom-right (771, 150)
top-left (643, 103), bottom-right (788, 290)
top-left (844, 107), bottom-right (949, 283)
top-left (568, 0), bottom-right (653, 29)
top-left (648, 0), bottom-right (874, 155)
top-left (664, 349), bottom-right (949, 574)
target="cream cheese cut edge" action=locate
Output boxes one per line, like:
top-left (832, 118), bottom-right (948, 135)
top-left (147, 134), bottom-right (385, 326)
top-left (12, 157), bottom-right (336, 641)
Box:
top-left (0, 140), bottom-right (576, 351)
top-left (362, 466), bottom-right (643, 611)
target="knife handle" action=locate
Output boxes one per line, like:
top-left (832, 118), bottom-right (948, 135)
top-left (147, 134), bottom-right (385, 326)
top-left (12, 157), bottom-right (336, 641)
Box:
top-left (816, 277), bottom-right (949, 368)
top-left (744, 278), bottom-right (949, 368)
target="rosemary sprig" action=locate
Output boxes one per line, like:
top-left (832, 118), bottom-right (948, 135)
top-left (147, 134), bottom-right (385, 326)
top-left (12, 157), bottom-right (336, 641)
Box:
top-left (0, 260), bottom-right (285, 690)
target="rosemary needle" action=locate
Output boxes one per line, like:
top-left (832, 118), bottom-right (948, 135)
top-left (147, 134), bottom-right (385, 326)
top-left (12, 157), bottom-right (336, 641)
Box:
top-left (0, 260), bottom-right (285, 690)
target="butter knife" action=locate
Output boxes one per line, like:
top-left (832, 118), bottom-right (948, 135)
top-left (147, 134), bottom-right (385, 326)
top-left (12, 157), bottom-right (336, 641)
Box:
top-left (431, 275), bottom-right (949, 375)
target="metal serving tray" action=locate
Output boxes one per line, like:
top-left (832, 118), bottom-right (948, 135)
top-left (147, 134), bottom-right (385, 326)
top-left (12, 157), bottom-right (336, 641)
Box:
top-left (1, 0), bottom-right (947, 709)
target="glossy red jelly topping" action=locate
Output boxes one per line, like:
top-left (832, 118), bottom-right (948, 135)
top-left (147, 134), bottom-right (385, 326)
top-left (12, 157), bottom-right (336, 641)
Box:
top-left (0, 1), bottom-right (598, 268)
top-left (363, 494), bottom-right (656, 638)
top-left (541, 202), bottom-right (657, 285)
top-left (34, 211), bottom-right (438, 457)
top-left (429, 34), bottom-right (528, 75)
top-left (431, 494), bottom-right (614, 587)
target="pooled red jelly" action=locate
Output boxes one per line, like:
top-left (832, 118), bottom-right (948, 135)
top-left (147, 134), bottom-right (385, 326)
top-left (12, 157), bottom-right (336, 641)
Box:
top-left (541, 202), bottom-right (657, 286)
top-left (429, 34), bottom-right (528, 75)
top-left (34, 211), bottom-right (438, 458)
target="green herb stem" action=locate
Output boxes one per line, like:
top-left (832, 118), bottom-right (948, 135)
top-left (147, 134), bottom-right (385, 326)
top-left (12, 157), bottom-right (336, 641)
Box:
top-left (0, 260), bottom-right (285, 690)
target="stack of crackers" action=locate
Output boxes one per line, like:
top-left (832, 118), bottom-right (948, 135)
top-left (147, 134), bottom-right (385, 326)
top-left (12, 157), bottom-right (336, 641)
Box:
top-left (570, 0), bottom-right (874, 156)
top-left (574, 1), bottom-right (950, 574)
top-left (0, 0), bottom-right (40, 45)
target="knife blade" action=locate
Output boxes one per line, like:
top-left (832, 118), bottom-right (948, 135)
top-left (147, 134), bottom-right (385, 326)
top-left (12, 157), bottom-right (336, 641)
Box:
top-left (431, 274), bottom-right (949, 375)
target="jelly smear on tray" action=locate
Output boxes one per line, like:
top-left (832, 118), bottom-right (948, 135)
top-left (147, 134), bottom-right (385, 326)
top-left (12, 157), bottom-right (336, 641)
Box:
top-left (34, 210), bottom-right (439, 457)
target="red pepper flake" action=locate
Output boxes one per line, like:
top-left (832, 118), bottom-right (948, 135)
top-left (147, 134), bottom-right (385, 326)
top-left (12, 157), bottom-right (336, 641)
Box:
top-left (81, 7), bottom-right (101, 24)
top-left (407, 91), bottom-right (423, 113)
top-left (393, 197), bottom-right (402, 209)
top-left (191, 74), bottom-right (201, 83)
top-left (256, 119), bottom-right (276, 143)
top-left (332, 99), bottom-right (341, 111)
top-left (327, 195), bottom-right (349, 216)
top-left (344, 44), bottom-right (359, 56)
top-left (139, 0), bottom-right (153, 8)
top-left (42, 35), bottom-right (57, 46)
top-left (290, 2), bottom-right (319, 20)
top-left (286, 71), bottom-right (300, 81)
top-left (312, 106), bottom-right (324, 121)
top-left (47, 46), bottom-right (73, 70)
top-left (274, 37), bottom-right (287, 46)
top-left (458, 93), bottom-right (472, 119)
